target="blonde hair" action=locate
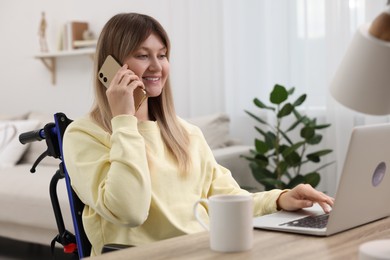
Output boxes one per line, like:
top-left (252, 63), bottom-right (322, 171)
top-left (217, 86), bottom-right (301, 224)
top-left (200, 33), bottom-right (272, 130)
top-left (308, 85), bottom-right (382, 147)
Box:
top-left (90, 13), bottom-right (191, 174)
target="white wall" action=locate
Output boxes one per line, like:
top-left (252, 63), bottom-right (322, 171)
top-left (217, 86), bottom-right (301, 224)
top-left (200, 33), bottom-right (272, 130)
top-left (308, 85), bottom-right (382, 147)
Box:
top-left (0, 1), bottom-right (164, 118)
top-left (0, 0), bottom-right (232, 126)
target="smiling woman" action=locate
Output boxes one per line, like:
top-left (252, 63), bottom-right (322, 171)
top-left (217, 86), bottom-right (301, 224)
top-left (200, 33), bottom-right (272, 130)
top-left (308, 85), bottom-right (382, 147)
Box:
top-left (62, 12), bottom-right (333, 257)
top-left (123, 33), bottom-right (170, 100)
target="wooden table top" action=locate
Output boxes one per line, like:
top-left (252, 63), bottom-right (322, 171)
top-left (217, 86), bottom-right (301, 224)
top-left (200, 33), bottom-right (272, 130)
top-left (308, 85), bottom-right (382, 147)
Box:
top-left (89, 217), bottom-right (390, 260)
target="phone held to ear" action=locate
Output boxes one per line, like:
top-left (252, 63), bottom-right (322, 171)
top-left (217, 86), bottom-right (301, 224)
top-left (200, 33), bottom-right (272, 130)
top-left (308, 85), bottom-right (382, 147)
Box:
top-left (98, 55), bottom-right (147, 111)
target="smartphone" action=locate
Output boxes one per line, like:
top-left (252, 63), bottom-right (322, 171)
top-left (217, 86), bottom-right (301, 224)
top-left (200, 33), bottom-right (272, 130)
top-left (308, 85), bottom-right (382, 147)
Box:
top-left (98, 55), bottom-right (147, 111)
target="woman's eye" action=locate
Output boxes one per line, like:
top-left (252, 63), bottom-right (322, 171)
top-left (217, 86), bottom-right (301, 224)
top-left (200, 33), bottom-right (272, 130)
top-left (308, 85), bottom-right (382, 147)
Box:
top-left (159, 54), bottom-right (167, 59)
top-left (137, 54), bottom-right (148, 59)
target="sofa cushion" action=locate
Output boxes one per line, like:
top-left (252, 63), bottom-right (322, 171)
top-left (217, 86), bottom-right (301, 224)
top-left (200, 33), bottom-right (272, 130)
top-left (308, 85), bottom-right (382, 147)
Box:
top-left (0, 112), bottom-right (29, 121)
top-left (187, 113), bottom-right (238, 149)
top-left (0, 164), bottom-right (73, 240)
top-left (0, 120), bottom-right (40, 168)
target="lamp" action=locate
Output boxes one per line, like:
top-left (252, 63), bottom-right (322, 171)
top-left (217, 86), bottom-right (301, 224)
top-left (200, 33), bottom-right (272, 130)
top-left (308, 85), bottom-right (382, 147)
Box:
top-left (329, 4), bottom-right (390, 260)
top-left (329, 5), bottom-right (390, 115)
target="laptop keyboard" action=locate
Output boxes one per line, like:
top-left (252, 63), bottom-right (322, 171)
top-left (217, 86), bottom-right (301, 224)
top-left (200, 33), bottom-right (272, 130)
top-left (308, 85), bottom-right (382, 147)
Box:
top-left (280, 213), bottom-right (329, 229)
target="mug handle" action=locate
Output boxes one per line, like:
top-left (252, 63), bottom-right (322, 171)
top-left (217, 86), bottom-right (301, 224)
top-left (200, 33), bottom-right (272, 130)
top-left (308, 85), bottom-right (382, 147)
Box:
top-left (193, 198), bottom-right (209, 231)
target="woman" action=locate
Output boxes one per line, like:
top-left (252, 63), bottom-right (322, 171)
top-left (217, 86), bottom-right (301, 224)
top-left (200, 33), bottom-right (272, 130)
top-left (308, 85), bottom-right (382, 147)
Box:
top-left (63, 12), bottom-right (333, 256)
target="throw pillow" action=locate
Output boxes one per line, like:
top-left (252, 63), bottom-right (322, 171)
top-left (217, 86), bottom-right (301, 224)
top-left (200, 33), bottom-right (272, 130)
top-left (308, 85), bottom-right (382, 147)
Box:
top-left (0, 120), bottom-right (40, 168)
top-left (187, 113), bottom-right (232, 149)
top-left (0, 112), bottom-right (29, 121)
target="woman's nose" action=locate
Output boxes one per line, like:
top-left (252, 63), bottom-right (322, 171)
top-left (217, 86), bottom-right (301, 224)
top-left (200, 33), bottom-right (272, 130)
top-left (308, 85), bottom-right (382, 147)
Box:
top-left (148, 56), bottom-right (162, 71)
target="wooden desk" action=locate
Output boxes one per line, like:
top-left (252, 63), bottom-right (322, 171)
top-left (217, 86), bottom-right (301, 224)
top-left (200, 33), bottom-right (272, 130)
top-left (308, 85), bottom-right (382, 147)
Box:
top-left (90, 217), bottom-right (390, 259)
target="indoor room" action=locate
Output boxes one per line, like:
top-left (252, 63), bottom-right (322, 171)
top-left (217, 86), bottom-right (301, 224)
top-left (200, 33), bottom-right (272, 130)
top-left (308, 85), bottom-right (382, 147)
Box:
top-left (0, 0), bottom-right (389, 259)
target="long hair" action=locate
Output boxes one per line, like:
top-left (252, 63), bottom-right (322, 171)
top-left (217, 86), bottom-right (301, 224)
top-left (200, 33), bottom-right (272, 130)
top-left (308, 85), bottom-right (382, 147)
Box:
top-left (90, 13), bottom-right (191, 175)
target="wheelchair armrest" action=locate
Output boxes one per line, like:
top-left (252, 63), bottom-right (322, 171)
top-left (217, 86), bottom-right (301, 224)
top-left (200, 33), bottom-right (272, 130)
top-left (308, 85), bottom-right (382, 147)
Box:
top-left (101, 243), bottom-right (134, 254)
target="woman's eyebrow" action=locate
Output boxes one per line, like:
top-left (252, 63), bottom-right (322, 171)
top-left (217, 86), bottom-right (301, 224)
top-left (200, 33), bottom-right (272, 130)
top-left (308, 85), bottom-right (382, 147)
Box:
top-left (137, 46), bottom-right (167, 52)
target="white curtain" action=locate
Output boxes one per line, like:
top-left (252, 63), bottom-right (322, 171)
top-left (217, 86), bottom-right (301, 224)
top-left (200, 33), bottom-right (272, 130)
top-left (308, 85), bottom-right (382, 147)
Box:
top-left (165, 0), bottom-right (388, 195)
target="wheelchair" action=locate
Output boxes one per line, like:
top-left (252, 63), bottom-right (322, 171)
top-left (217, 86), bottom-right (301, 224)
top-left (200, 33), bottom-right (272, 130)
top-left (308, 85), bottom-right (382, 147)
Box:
top-left (19, 112), bottom-right (129, 259)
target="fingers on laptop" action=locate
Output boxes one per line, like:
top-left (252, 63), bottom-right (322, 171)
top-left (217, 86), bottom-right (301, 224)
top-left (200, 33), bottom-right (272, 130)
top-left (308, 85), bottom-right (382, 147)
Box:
top-left (280, 184), bottom-right (334, 212)
top-left (316, 201), bottom-right (331, 213)
top-left (305, 187), bottom-right (334, 213)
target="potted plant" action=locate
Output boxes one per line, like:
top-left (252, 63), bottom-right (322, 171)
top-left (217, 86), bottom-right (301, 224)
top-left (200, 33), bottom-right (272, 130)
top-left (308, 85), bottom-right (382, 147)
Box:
top-left (242, 84), bottom-right (333, 191)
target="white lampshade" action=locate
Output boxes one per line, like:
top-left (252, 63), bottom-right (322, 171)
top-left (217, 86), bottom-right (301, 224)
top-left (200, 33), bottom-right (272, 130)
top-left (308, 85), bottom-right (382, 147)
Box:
top-left (330, 20), bottom-right (390, 115)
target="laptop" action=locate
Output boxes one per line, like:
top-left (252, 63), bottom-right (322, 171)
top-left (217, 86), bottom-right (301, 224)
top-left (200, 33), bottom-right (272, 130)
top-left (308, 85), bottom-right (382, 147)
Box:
top-left (253, 123), bottom-right (390, 236)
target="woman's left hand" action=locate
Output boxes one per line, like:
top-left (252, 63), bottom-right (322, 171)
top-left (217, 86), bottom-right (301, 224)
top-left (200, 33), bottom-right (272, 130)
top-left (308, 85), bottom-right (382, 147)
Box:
top-left (276, 184), bottom-right (334, 213)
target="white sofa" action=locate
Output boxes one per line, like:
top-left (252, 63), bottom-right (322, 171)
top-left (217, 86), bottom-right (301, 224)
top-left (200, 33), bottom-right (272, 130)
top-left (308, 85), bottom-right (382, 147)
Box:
top-left (0, 111), bottom-right (257, 246)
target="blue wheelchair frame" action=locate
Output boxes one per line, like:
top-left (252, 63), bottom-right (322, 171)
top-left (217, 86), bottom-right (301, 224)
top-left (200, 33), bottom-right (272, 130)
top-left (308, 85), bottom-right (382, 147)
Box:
top-left (19, 112), bottom-right (91, 259)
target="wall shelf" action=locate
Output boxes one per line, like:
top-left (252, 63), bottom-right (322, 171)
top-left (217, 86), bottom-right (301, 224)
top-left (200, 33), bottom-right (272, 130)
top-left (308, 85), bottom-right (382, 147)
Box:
top-left (35, 48), bottom-right (95, 85)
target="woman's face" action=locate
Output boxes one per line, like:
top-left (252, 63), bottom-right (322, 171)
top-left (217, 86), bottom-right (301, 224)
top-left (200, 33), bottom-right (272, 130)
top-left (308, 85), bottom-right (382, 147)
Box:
top-left (123, 33), bottom-right (170, 98)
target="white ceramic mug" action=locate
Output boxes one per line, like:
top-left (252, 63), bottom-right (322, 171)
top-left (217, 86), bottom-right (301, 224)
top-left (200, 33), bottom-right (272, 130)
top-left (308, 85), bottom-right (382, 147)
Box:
top-left (193, 194), bottom-right (253, 253)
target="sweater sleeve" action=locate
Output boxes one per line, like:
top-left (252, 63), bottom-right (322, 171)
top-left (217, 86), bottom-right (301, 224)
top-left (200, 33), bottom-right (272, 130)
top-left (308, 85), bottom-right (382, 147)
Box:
top-left (63, 115), bottom-right (151, 227)
top-left (187, 123), bottom-right (285, 217)
top-left (207, 164), bottom-right (286, 216)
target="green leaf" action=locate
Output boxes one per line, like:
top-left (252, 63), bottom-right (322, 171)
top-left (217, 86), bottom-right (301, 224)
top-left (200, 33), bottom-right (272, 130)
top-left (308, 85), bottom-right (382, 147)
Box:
top-left (253, 98), bottom-right (275, 111)
top-left (276, 144), bottom-right (286, 154)
top-left (248, 156), bottom-right (269, 169)
top-left (306, 134), bottom-right (322, 145)
top-left (255, 126), bottom-right (267, 137)
top-left (301, 126), bottom-right (315, 140)
top-left (286, 116), bottom-right (305, 132)
top-left (308, 149), bottom-right (333, 157)
top-left (303, 172), bottom-right (321, 188)
top-left (281, 141), bottom-right (305, 158)
top-left (277, 103), bottom-right (294, 118)
top-left (292, 109), bottom-right (303, 119)
top-left (283, 150), bottom-right (302, 167)
top-left (287, 87), bottom-right (295, 95)
top-left (278, 128), bottom-right (293, 145)
top-left (306, 149), bottom-right (333, 162)
top-left (312, 161), bottom-right (335, 173)
top-left (286, 175), bottom-right (305, 189)
top-left (255, 139), bottom-right (269, 154)
top-left (307, 155), bottom-right (320, 163)
top-left (264, 131), bottom-right (276, 150)
top-left (276, 161), bottom-right (289, 177)
top-left (270, 84), bottom-right (288, 105)
top-left (292, 94), bottom-right (306, 107)
top-left (296, 114), bottom-right (311, 125)
top-left (314, 123), bottom-right (331, 130)
top-left (245, 110), bottom-right (269, 126)
top-left (250, 166), bottom-right (273, 181)
top-left (310, 118), bottom-right (317, 126)
top-left (259, 177), bottom-right (285, 190)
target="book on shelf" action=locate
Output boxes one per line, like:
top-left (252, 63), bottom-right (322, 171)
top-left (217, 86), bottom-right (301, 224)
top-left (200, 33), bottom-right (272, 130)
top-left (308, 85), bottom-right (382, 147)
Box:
top-left (73, 39), bottom-right (97, 48)
top-left (61, 21), bottom-right (92, 50)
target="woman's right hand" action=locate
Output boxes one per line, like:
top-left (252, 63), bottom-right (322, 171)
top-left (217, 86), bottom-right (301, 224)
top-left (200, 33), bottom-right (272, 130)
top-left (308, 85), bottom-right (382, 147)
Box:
top-left (106, 64), bottom-right (145, 117)
top-left (277, 184), bottom-right (334, 213)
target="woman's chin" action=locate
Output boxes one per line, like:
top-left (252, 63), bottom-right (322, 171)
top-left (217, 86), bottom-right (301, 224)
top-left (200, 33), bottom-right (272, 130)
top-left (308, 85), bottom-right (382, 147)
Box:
top-left (145, 88), bottom-right (163, 97)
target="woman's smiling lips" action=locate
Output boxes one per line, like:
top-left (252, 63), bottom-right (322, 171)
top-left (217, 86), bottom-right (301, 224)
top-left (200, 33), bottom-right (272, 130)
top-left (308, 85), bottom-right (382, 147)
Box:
top-left (142, 76), bottom-right (160, 83)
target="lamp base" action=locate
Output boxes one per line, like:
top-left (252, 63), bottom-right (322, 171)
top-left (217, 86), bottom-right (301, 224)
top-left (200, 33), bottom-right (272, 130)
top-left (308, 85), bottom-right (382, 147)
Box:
top-left (359, 239), bottom-right (390, 260)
